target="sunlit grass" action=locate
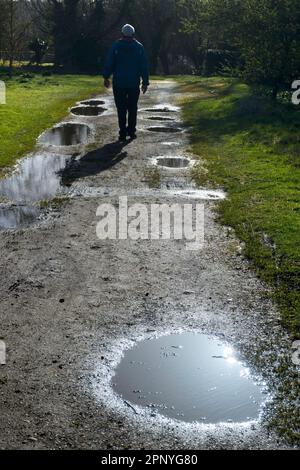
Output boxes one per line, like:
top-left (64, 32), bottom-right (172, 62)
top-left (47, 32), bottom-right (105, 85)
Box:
top-left (180, 76), bottom-right (300, 335)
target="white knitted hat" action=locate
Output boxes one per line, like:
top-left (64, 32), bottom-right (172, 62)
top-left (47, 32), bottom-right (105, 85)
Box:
top-left (122, 24), bottom-right (135, 37)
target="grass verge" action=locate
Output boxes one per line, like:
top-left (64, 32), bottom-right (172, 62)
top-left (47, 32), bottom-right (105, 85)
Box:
top-left (179, 76), bottom-right (300, 336)
top-left (0, 73), bottom-right (104, 173)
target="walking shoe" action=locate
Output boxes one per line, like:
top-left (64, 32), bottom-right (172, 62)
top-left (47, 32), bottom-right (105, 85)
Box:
top-left (119, 135), bottom-right (127, 142)
top-left (127, 129), bottom-right (137, 140)
top-left (128, 133), bottom-right (137, 140)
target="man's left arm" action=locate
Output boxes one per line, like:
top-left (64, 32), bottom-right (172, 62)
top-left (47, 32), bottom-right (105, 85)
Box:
top-left (140, 46), bottom-right (150, 93)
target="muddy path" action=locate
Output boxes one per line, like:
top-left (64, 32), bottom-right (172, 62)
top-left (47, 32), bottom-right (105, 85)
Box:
top-left (0, 81), bottom-right (298, 450)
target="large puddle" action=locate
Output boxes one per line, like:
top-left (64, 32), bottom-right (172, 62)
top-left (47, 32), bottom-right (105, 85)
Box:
top-left (113, 333), bottom-right (265, 424)
top-left (39, 123), bottom-right (91, 146)
top-left (0, 153), bottom-right (69, 202)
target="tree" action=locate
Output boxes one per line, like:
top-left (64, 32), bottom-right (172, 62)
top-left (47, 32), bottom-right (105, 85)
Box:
top-left (127, 0), bottom-right (178, 74)
top-left (179, 0), bottom-right (222, 75)
top-left (233, 0), bottom-right (300, 98)
top-left (29, 0), bottom-right (133, 70)
top-left (0, 1), bottom-right (32, 76)
top-left (0, 1), bottom-right (8, 61)
top-left (179, 0), bottom-right (300, 96)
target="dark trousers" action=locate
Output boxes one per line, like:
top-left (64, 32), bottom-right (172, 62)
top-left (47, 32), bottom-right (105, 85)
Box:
top-left (113, 87), bottom-right (140, 137)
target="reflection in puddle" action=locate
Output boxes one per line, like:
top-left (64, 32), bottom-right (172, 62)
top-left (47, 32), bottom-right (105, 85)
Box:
top-left (114, 333), bottom-right (265, 423)
top-left (143, 106), bottom-right (179, 113)
top-left (0, 153), bottom-right (69, 202)
top-left (0, 205), bottom-right (39, 229)
top-left (165, 189), bottom-right (226, 200)
top-left (155, 157), bottom-right (191, 168)
top-left (39, 123), bottom-right (91, 146)
top-left (161, 142), bottom-right (181, 146)
top-left (71, 106), bottom-right (107, 116)
top-left (157, 180), bottom-right (226, 200)
top-left (80, 99), bottom-right (105, 106)
top-left (148, 116), bottom-right (175, 122)
top-left (148, 126), bottom-right (182, 133)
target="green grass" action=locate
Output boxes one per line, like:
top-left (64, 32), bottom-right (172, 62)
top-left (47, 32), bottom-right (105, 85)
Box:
top-left (179, 76), bottom-right (300, 336)
top-left (0, 73), bottom-right (104, 173)
top-left (143, 166), bottom-right (161, 188)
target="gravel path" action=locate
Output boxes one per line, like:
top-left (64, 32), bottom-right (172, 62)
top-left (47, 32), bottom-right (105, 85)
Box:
top-left (0, 81), bottom-right (298, 450)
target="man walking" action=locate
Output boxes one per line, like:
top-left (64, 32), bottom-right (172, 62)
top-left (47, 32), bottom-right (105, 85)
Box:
top-left (103, 24), bottom-right (150, 142)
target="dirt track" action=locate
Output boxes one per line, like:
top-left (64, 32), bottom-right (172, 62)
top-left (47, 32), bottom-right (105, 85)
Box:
top-left (0, 81), bottom-right (298, 450)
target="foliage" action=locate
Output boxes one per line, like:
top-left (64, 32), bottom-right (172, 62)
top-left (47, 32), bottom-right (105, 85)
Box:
top-left (180, 0), bottom-right (300, 96)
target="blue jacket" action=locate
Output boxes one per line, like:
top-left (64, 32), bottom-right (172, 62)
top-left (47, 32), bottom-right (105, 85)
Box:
top-left (103, 38), bottom-right (150, 89)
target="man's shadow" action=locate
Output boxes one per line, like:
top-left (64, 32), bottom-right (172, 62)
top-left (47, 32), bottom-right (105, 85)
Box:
top-left (59, 141), bottom-right (129, 187)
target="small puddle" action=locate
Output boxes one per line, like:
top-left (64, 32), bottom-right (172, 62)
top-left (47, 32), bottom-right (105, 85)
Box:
top-left (144, 107), bottom-right (178, 113)
top-left (161, 142), bottom-right (181, 146)
top-left (80, 99), bottom-right (105, 106)
top-left (71, 106), bottom-right (107, 117)
top-left (158, 179), bottom-right (226, 200)
top-left (39, 123), bottom-right (91, 146)
top-left (148, 126), bottom-right (182, 134)
top-left (0, 205), bottom-right (39, 229)
top-left (113, 333), bottom-right (265, 424)
top-left (155, 157), bottom-right (191, 168)
top-left (148, 116), bottom-right (175, 122)
top-left (161, 186), bottom-right (226, 200)
top-left (0, 153), bottom-right (69, 202)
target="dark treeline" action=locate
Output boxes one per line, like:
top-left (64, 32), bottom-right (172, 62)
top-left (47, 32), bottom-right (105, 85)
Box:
top-left (0, 0), bottom-right (300, 98)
